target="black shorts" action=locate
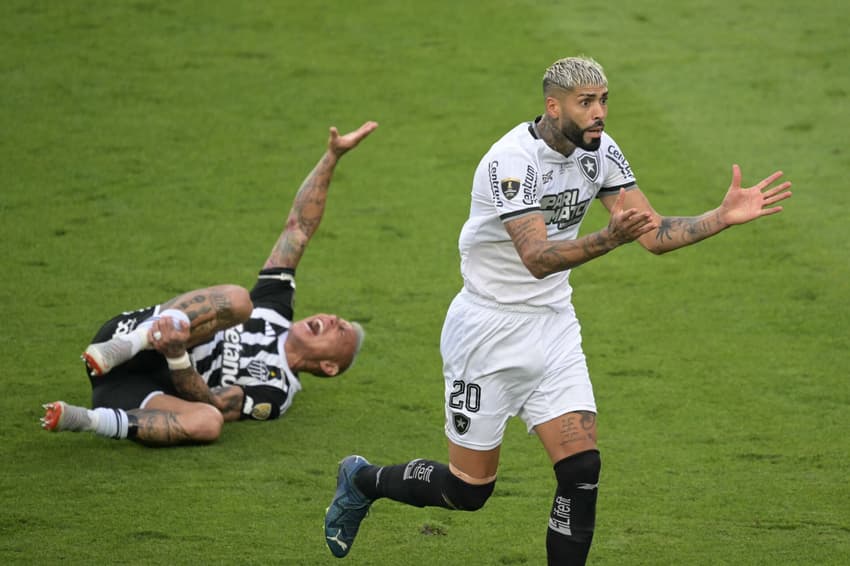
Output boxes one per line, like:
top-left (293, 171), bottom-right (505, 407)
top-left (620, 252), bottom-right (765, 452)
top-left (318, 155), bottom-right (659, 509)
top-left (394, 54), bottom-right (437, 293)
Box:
top-left (88, 305), bottom-right (179, 410)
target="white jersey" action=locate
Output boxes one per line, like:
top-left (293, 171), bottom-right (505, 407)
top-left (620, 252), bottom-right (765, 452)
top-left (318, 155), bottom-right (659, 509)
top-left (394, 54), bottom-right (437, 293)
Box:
top-left (458, 118), bottom-right (637, 311)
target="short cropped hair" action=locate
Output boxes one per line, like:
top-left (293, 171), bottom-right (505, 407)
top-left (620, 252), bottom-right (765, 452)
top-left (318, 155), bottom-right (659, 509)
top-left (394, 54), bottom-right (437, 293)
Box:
top-left (543, 56), bottom-right (608, 95)
top-left (341, 321), bottom-right (366, 373)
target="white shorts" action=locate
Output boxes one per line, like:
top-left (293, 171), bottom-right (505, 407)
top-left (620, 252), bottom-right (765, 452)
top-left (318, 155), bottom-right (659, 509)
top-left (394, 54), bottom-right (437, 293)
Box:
top-left (441, 289), bottom-right (596, 451)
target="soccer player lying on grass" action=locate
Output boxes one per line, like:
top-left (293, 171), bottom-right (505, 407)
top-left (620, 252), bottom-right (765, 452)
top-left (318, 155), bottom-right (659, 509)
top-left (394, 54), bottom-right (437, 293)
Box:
top-left (40, 121), bottom-right (378, 446)
top-left (323, 57), bottom-right (793, 565)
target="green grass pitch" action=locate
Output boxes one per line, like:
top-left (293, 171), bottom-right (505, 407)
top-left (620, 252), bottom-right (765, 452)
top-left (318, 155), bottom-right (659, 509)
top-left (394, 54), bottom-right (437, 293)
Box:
top-left (1, 1), bottom-right (848, 564)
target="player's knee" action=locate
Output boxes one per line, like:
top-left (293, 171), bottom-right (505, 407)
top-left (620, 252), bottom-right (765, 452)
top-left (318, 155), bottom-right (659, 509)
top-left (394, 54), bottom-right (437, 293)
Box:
top-left (221, 285), bottom-right (253, 324)
top-left (444, 472), bottom-right (496, 511)
top-left (185, 404), bottom-right (224, 443)
top-left (554, 449), bottom-right (601, 489)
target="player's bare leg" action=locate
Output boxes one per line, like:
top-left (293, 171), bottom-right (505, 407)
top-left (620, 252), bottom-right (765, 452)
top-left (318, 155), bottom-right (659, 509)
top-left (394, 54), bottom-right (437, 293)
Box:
top-left (129, 394), bottom-right (224, 446)
top-left (41, 394), bottom-right (223, 447)
top-left (447, 441), bottom-right (500, 484)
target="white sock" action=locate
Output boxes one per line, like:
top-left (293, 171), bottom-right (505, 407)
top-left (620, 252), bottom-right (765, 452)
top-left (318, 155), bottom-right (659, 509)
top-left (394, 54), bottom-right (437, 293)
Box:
top-left (121, 309), bottom-right (191, 354)
top-left (89, 408), bottom-right (130, 439)
top-left (116, 327), bottom-right (149, 356)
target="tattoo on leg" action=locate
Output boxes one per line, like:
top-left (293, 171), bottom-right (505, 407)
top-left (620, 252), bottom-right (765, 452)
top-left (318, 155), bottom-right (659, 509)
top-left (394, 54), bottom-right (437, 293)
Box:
top-left (559, 411), bottom-right (597, 447)
top-left (128, 409), bottom-right (191, 445)
top-left (580, 411), bottom-right (596, 431)
top-left (162, 293), bottom-right (209, 323)
top-left (211, 292), bottom-right (235, 325)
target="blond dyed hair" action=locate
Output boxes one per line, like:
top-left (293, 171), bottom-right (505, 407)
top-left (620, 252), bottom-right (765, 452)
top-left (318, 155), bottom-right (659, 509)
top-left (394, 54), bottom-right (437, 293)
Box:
top-left (542, 56), bottom-right (608, 95)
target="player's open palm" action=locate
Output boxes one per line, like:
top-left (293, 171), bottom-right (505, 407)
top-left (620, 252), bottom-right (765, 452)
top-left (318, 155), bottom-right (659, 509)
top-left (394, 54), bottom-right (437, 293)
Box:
top-left (328, 121), bottom-right (379, 157)
top-left (606, 188), bottom-right (656, 245)
top-left (719, 164), bottom-right (792, 226)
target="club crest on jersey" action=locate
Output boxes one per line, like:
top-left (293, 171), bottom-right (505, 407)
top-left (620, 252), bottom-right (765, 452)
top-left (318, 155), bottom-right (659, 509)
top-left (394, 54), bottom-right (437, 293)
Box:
top-left (247, 359), bottom-right (270, 381)
top-left (578, 154), bottom-right (599, 182)
top-left (500, 178), bottom-right (521, 200)
top-left (452, 412), bottom-right (470, 435)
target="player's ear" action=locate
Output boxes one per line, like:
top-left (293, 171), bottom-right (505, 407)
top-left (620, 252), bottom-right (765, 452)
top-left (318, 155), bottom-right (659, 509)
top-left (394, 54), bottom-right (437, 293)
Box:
top-left (319, 360), bottom-right (340, 377)
top-left (544, 95), bottom-right (561, 119)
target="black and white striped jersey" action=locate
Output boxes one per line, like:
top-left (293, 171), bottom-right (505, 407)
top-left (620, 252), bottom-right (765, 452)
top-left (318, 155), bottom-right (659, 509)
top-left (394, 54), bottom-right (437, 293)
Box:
top-left (189, 267), bottom-right (302, 419)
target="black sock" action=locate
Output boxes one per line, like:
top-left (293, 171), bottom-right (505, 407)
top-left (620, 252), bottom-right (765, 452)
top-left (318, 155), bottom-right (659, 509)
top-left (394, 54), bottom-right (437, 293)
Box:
top-left (355, 459), bottom-right (453, 508)
top-left (126, 414), bottom-right (139, 439)
top-left (354, 459), bottom-right (495, 511)
top-left (546, 450), bottom-right (601, 566)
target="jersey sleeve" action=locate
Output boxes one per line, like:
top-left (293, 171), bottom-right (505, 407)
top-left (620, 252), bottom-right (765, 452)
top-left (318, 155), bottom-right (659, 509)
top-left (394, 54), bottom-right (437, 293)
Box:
top-left (238, 383), bottom-right (287, 420)
top-left (249, 267), bottom-right (295, 320)
top-left (479, 148), bottom-right (540, 222)
top-left (598, 136), bottom-right (637, 196)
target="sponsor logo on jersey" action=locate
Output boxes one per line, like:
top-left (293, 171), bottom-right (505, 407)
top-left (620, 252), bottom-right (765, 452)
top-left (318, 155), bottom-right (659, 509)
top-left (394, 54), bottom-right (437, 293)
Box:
top-left (488, 160), bottom-right (504, 207)
top-left (251, 402), bottom-right (272, 420)
top-left (521, 165), bottom-right (537, 205)
top-left (220, 327), bottom-right (243, 385)
top-left (578, 154), bottom-right (599, 182)
top-left (605, 144), bottom-right (634, 178)
top-left (452, 412), bottom-right (470, 435)
top-left (540, 188), bottom-right (591, 230)
top-left (500, 178), bottom-right (520, 200)
top-left (542, 170), bottom-right (554, 184)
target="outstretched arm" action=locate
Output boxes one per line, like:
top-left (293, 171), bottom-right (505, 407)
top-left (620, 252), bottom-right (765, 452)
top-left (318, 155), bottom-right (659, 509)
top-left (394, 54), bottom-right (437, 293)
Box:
top-left (505, 188), bottom-right (657, 279)
top-left (605, 165), bottom-right (792, 254)
top-left (263, 121), bottom-right (379, 269)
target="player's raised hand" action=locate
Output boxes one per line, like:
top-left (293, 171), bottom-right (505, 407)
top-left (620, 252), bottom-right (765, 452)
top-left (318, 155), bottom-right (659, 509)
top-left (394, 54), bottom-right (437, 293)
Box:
top-left (328, 121), bottom-right (379, 158)
top-left (606, 188), bottom-right (657, 245)
top-left (718, 164), bottom-right (792, 226)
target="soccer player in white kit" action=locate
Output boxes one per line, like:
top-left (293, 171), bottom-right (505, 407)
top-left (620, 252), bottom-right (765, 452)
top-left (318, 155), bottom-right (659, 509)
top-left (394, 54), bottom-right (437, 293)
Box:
top-left (325, 57), bottom-right (792, 564)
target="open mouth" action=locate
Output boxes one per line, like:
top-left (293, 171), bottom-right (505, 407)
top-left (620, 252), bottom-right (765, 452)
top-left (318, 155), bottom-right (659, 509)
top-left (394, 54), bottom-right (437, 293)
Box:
top-left (308, 319), bottom-right (324, 335)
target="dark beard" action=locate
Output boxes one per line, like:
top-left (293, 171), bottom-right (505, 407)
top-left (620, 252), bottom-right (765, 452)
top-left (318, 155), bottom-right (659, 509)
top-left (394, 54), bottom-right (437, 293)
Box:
top-left (562, 120), bottom-right (602, 151)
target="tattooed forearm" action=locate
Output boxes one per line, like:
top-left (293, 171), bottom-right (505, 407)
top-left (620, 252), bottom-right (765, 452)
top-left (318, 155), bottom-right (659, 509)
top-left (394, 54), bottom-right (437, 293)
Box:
top-left (170, 367), bottom-right (216, 405)
top-left (509, 215), bottom-right (539, 252)
top-left (264, 151), bottom-right (337, 269)
top-left (655, 214), bottom-right (721, 248)
top-left (169, 371), bottom-right (242, 421)
top-left (265, 231), bottom-right (307, 269)
top-left (508, 214), bottom-right (614, 278)
top-left (536, 231), bottom-right (616, 277)
top-left (210, 385), bottom-right (245, 421)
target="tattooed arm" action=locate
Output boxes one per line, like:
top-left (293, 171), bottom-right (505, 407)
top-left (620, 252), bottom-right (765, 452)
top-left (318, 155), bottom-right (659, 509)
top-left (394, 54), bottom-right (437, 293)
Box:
top-left (505, 188), bottom-right (657, 279)
top-left (601, 165), bottom-right (792, 255)
top-left (148, 314), bottom-right (246, 422)
top-left (263, 121), bottom-right (379, 270)
top-left (168, 368), bottom-right (244, 422)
